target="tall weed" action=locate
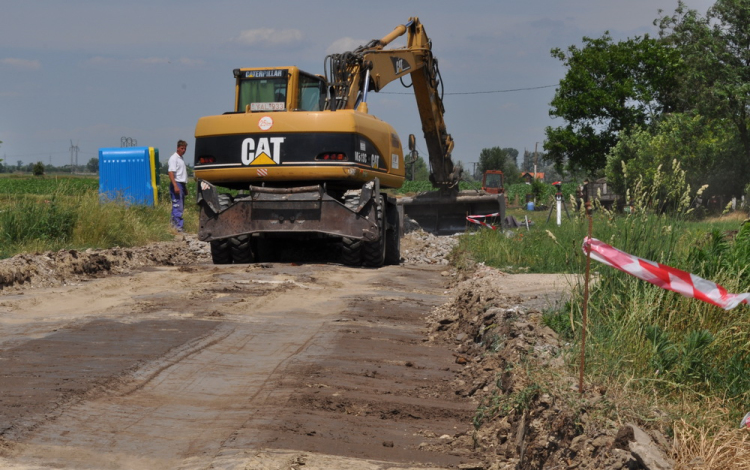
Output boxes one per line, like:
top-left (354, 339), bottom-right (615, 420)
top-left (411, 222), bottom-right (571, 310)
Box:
top-left (459, 161), bottom-right (750, 426)
top-left (0, 178), bottom-right (193, 258)
top-left (0, 196), bottom-right (76, 245)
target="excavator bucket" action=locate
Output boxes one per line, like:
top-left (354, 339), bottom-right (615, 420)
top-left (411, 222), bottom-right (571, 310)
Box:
top-left (397, 191), bottom-right (506, 235)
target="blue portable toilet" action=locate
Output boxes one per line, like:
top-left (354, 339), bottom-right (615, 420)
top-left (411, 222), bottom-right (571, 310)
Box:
top-left (99, 147), bottom-right (159, 206)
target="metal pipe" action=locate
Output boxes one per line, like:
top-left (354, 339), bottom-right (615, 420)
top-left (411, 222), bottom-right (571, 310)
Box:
top-left (362, 69), bottom-right (370, 103)
top-left (378, 23), bottom-right (408, 48)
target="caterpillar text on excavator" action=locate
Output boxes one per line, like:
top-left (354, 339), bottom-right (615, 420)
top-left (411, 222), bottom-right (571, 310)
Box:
top-left (194, 17), bottom-right (505, 266)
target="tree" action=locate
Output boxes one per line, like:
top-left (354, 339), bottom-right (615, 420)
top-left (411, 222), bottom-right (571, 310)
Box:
top-left (477, 147), bottom-right (520, 183)
top-left (545, 33), bottom-right (683, 175)
top-left (503, 148), bottom-right (519, 168)
top-left (478, 147), bottom-right (506, 174)
top-left (657, 0), bottom-right (750, 191)
top-left (87, 157), bottom-right (99, 173)
top-left (406, 154), bottom-right (429, 181)
top-left (520, 150), bottom-right (536, 173)
top-left (32, 162), bottom-right (45, 176)
top-left (478, 147), bottom-right (517, 174)
top-left (606, 113), bottom-right (736, 199)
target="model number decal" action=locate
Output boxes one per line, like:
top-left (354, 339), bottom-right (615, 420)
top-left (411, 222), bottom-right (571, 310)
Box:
top-left (354, 151), bottom-right (368, 164)
top-left (241, 137), bottom-right (286, 165)
top-left (354, 150), bottom-right (380, 168)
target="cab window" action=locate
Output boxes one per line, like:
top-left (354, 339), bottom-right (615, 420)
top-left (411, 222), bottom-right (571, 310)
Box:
top-left (238, 77), bottom-right (287, 112)
top-left (298, 73), bottom-right (326, 111)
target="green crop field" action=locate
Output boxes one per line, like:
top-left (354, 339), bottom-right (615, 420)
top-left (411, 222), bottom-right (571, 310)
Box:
top-left (0, 174), bottom-right (191, 259)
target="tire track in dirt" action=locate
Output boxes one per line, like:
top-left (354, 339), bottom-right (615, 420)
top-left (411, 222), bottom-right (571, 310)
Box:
top-left (0, 263), bottom-right (469, 470)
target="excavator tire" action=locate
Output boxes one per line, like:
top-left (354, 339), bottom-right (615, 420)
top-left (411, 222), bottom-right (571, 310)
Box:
top-left (210, 194), bottom-right (234, 265)
top-left (341, 194), bottom-right (363, 266)
top-left (384, 203), bottom-right (401, 265)
top-left (230, 235), bottom-right (256, 264)
top-left (363, 195), bottom-right (386, 267)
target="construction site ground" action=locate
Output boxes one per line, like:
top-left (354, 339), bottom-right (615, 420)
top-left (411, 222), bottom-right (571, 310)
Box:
top-left (0, 233), bottom-right (673, 470)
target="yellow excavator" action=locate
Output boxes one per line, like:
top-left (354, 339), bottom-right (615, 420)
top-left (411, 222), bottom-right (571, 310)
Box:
top-left (194, 17), bottom-right (505, 266)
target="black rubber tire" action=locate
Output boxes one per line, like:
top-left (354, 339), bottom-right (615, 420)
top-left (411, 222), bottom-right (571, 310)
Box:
top-left (230, 234), bottom-right (256, 264)
top-left (363, 195), bottom-right (386, 267)
top-left (341, 194), bottom-right (362, 266)
top-left (209, 194), bottom-right (234, 265)
top-left (384, 203), bottom-right (401, 266)
top-left (210, 239), bottom-right (233, 264)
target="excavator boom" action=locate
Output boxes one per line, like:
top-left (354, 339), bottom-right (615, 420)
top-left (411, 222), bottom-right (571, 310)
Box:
top-left (325, 17), bottom-right (458, 193)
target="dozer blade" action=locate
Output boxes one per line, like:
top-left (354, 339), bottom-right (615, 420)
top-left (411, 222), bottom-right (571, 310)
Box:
top-left (397, 191), bottom-right (506, 235)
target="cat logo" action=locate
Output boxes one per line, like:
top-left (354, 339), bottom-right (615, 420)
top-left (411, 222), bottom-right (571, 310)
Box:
top-left (391, 57), bottom-right (411, 75)
top-left (241, 137), bottom-right (285, 165)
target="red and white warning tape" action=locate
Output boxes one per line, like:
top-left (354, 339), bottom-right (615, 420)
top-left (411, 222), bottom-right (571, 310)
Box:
top-left (583, 237), bottom-right (750, 310)
top-left (466, 213), bottom-right (501, 230)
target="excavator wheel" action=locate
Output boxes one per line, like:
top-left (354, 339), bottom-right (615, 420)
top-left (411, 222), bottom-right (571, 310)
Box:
top-left (230, 235), bottom-right (256, 264)
top-left (384, 202), bottom-right (401, 265)
top-left (209, 194), bottom-right (234, 265)
top-left (341, 194), bottom-right (363, 266)
top-left (363, 195), bottom-right (386, 267)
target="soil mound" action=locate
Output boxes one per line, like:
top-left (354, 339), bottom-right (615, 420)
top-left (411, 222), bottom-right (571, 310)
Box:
top-left (425, 264), bottom-right (674, 470)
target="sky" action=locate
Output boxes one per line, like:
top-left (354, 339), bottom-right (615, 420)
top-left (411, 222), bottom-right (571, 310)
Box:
top-left (0, 0), bottom-right (717, 171)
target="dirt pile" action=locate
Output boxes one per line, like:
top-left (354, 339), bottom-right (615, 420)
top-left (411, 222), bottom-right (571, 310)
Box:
top-left (0, 235), bottom-right (211, 292)
top-left (0, 231), bottom-right (453, 293)
top-left (401, 229), bottom-right (459, 265)
top-left (425, 264), bottom-right (675, 470)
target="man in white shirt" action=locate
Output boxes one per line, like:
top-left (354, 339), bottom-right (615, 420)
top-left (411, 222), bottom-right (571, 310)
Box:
top-left (168, 140), bottom-right (188, 231)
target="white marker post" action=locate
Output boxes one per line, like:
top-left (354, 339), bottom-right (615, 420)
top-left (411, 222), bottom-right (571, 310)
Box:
top-left (546, 181), bottom-right (570, 227)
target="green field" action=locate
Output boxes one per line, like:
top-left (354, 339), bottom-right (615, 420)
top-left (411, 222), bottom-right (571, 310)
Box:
top-left (0, 173), bottom-right (196, 258)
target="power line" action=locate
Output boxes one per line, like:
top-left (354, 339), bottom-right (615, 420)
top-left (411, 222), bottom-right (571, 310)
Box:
top-left (445, 84), bottom-right (557, 95)
top-left (381, 84), bottom-right (557, 95)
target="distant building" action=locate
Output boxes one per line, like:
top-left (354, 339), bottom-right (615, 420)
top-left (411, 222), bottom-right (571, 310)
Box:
top-left (521, 172), bottom-right (545, 183)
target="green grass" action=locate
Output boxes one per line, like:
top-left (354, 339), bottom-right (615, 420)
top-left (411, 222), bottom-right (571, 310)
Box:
top-left (0, 174), bottom-right (98, 195)
top-left (0, 174), bottom-right (198, 259)
top-left (453, 169), bottom-right (750, 427)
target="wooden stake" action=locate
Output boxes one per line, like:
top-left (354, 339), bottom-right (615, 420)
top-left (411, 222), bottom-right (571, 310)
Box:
top-left (579, 201), bottom-right (593, 395)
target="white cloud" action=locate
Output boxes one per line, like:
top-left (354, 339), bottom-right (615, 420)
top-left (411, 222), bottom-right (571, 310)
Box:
top-left (325, 37), bottom-right (367, 55)
top-left (83, 56), bottom-right (205, 68)
top-left (138, 57), bottom-right (171, 65)
top-left (1, 58), bottom-right (41, 71)
top-left (234, 28), bottom-right (304, 47)
top-left (176, 57), bottom-right (206, 67)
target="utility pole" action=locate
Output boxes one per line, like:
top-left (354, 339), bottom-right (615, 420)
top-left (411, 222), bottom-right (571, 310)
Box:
top-left (534, 142), bottom-right (539, 180)
top-left (70, 140), bottom-right (79, 174)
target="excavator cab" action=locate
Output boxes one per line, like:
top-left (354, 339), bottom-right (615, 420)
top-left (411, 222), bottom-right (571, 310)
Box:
top-left (234, 67), bottom-right (326, 113)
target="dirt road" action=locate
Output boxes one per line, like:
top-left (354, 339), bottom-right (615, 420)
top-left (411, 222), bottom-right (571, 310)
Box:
top-left (0, 260), bottom-right (481, 469)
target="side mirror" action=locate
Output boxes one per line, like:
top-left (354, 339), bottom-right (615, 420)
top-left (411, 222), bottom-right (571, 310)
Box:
top-left (408, 134), bottom-right (416, 152)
